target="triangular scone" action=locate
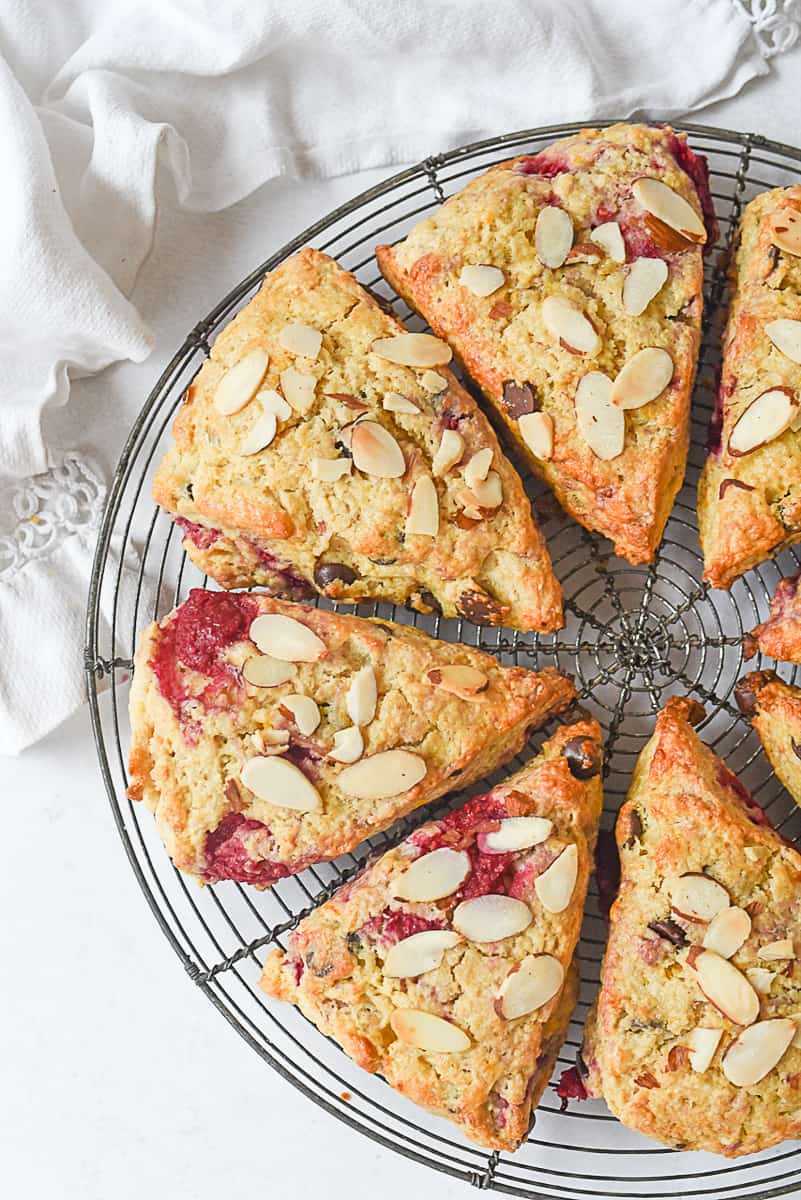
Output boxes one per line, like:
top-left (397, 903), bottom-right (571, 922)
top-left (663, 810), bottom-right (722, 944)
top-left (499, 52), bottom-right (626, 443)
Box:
top-left (128, 589), bottom-right (575, 888)
top-left (260, 720), bottom-right (602, 1150)
top-left (153, 248), bottom-right (562, 633)
top-left (377, 124), bottom-right (715, 564)
top-left (736, 669), bottom-right (801, 812)
top-left (699, 187), bottom-right (801, 588)
top-left (747, 572), bottom-right (801, 662)
top-left (582, 697), bottom-right (801, 1157)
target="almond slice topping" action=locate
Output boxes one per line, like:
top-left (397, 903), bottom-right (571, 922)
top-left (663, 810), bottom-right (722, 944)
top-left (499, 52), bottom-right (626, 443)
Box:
top-left (432, 429), bottom-right (464, 476)
top-left (519, 411), bottom-right (554, 461)
top-left (703, 906), bottom-right (751, 959)
top-left (250, 613), bottom-right (325, 662)
top-left (420, 370), bottom-right (448, 394)
top-left (575, 371), bottom-right (624, 461)
top-left (242, 654), bottom-right (297, 688)
top-left (346, 665), bottom-right (377, 726)
top-left (390, 1009), bottom-right (470, 1052)
top-left (611, 347), bottom-right (673, 410)
top-left (746, 967), bottom-right (775, 995)
top-left (768, 209), bottom-right (801, 257)
top-left (383, 391), bottom-right (420, 414)
top-left (214, 348), bottom-right (269, 415)
top-left (425, 664), bottom-right (488, 701)
top-left (535, 844), bottom-right (578, 913)
top-left (622, 257), bottom-right (669, 316)
top-left (590, 221), bottom-right (626, 263)
top-left (239, 408), bottom-right (277, 456)
top-left (278, 323), bottom-right (322, 359)
top-left (328, 726), bottom-right (364, 764)
top-left (632, 178), bottom-right (706, 243)
top-left (371, 333), bottom-right (452, 368)
top-left (258, 388), bottom-right (292, 419)
top-left (722, 1018), bottom-right (795, 1087)
top-left (477, 816), bottom-right (553, 854)
top-left (459, 264), bottom-right (505, 297)
top-left (383, 930), bottom-right (463, 979)
top-left (240, 755), bottom-right (322, 811)
top-left (351, 420), bottom-right (405, 478)
top-left (406, 475), bottom-right (439, 537)
top-left (311, 456), bottom-right (351, 482)
top-left (497, 954), bottom-right (564, 1020)
top-left (687, 1027), bottom-right (723, 1074)
top-left (394, 848), bottom-right (472, 902)
top-left (452, 894), bottom-right (532, 942)
top-left (765, 318), bottom-right (801, 364)
top-left (337, 749), bottom-right (427, 800)
top-left (542, 296), bottom-right (601, 356)
top-left (669, 873), bottom-right (730, 922)
top-left (728, 387), bottom-right (797, 455)
top-left (535, 206), bottom-right (574, 268)
top-left (279, 366), bottom-right (317, 413)
top-left (463, 448), bottom-right (494, 490)
top-left (280, 694), bottom-right (320, 736)
top-left (687, 948), bottom-right (759, 1025)
top-left (759, 938), bottom-right (795, 961)
top-left (467, 470), bottom-right (502, 509)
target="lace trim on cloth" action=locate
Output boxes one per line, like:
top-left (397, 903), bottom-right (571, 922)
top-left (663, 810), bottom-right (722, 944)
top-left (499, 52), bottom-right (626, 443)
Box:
top-left (738, 0), bottom-right (801, 55)
top-left (0, 452), bottom-right (106, 580)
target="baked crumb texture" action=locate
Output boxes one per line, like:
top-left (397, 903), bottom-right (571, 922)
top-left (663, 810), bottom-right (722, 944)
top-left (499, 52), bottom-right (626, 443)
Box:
top-left (127, 589), bottom-right (575, 888)
top-left (699, 186), bottom-right (801, 588)
top-left (377, 123), bottom-right (714, 565)
top-left (736, 669), bottom-right (801, 812)
top-left (749, 571), bottom-right (801, 663)
top-left (260, 721), bottom-right (602, 1150)
top-left (153, 247), bottom-right (563, 634)
top-left (583, 696), bottom-right (801, 1157)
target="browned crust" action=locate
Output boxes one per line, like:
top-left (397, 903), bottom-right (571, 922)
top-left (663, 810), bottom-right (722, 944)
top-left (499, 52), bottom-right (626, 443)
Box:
top-left (737, 669), bottom-right (801, 812)
top-left (749, 574), bottom-right (801, 663)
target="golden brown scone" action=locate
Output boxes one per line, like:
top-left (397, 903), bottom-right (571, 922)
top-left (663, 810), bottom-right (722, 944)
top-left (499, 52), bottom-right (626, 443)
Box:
top-left (377, 124), bottom-right (715, 564)
top-left (260, 721), bottom-right (603, 1150)
top-left (748, 572), bottom-right (801, 662)
top-left (736, 669), bottom-right (801, 810)
top-left (699, 187), bottom-right (801, 588)
top-left (581, 696), bottom-right (801, 1157)
top-left (128, 588), bottom-right (575, 887)
top-left (153, 248), bottom-right (562, 633)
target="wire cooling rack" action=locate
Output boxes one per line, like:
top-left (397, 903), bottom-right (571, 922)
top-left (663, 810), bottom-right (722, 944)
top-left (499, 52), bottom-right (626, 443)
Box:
top-left (86, 123), bottom-right (801, 1199)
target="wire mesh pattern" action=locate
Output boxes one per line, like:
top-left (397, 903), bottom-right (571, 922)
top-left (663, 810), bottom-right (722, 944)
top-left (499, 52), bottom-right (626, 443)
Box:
top-left (85, 123), bottom-right (801, 1199)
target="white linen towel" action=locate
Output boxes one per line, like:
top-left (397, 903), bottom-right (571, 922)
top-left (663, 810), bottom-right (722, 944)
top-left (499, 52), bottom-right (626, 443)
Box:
top-left (0, 0), bottom-right (794, 753)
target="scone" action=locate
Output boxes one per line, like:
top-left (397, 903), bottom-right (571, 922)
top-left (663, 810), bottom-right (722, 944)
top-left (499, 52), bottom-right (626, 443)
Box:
top-left (747, 571), bottom-right (801, 662)
top-left (260, 720), bottom-right (603, 1150)
top-left (128, 589), bottom-right (575, 887)
top-left (699, 187), bottom-right (801, 588)
top-left (581, 696), bottom-right (801, 1157)
top-left (736, 669), bottom-right (801, 810)
top-left (153, 247), bottom-right (562, 633)
top-left (377, 124), bottom-right (715, 564)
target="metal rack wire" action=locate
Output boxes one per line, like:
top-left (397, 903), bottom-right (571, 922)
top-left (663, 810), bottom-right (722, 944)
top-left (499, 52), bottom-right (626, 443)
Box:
top-left (85, 122), bottom-right (801, 1198)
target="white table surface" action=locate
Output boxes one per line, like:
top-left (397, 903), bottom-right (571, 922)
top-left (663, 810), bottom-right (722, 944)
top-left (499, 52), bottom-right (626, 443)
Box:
top-left (5, 49), bottom-right (801, 1200)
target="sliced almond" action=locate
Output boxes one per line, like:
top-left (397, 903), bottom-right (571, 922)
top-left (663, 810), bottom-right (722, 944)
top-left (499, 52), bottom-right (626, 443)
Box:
top-left (477, 816), bottom-right (553, 854)
top-left (420, 370), bottom-right (448, 394)
top-left (518, 411), bottom-right (554, 461)
top-left (759, 938), bottom-right (795, 961)
top-left (610, 347), bottom-right (673, 410)
top-left (262, 728), bottom-right (291, 746)
top-left (565, 242), bottom-right (603, 265)
top-left (242, 655), bottom-right (297, 688)
top-left (278, 323), bottom-right (322, 359)
top-left (337, 749), bottom-right (427, 800)
top-left (425, 664), bottom-right (488, 701)
top-left (575, 371), bottom-right (624, 461)
top-left (390, 1009), bottom-right (470, 1052)
top-left (257, 388), bottom-right (292, 420)
top-left (791, 1016), bottom-right (801, 1049)
top-left (632, 178), bottom-right (706, 243)
top-left (311, 456), bottom-right (351, 482)
top-left (669, 873), bottom-right (730, 923)
top-left (279, 366), bottom-right (317, 413)
top-left (728, 387), bottom-right (797, 455)
top-left (703, 906), bottom-right (751, 959)
top-left (746, 966), bottom-right (775, 995)
top-left (406, 475), bottom-right (439, 537)
top-left (328, 726), bottom-right (364, 764)
top-left (542, 296), bottom-right (601, 356)
top-left (346, 665), bottom-right (377, 726)
top-left (383, 930), bottom-right (463, 979)
top-left (371, 333), bottom-right (452, 368)
top-left (765, 318), bottom-right (801, 364)
top-left (280, 694), bottom-right (320, 736)
top-left (452, 894), bottom-right (532, 942)
top-left (432, 429), bottom-right (464, 476)
top-left (239, 408), bottom-right (277, 456)
top-left (590, 221), bottom-right (626, 263)
top-left (463, 448), bottom-right (494, 490)
top-left (622, 258), bottom-right (669, 316)
top-left (393, 848), bottom-right (471, 902)
top-left (214, 348), bottom-right (269, 415)
top-left (467, 470), bottom-right (502, 509)
top-left (240, 755), bottom-right (322, 811)
top-left (687, 948), bottom-right (760, 1026)
top-left (535, 206), bottom-right (574, 269)
top-left (459, 264), bottom-right (505, 297)
top-left (722, 1018), bottom-right (795, 1087)
top-left (497, 954), bottom-right (564, 1020)
top-left (534, 843), bottom-right (578, 913)
top-left (768, 209), bottom-right (801, 257)
top-left (383, 391), bottom-right (420, 414)
top-left (249, 613), bottom-right (325, 662)
top-left (687, 1027), bottom-right (723, 1074)
top-left (351, 420), bottom-right (405, 478)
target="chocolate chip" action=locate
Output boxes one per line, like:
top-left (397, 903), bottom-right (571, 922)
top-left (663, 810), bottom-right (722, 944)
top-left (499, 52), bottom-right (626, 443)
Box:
top-left (314, 561), bottom-right (358, 590)
top-left (734, 670), bottom-right (776, 717)
top-left (185, 482), bottom-right (194, 499)
top-left (648, 918), bottom-right (687, 947)
top-left (562, 736), bottom-right (602, 780)
top-left (456, 589), bottom-right (506, 626)
top-left (333, 438), bottom-right (353, 459)
top-left (345, 931), bottom-right (361, 952)
top-left (502, 380), bottom-right (540, 419)
top-left (624, 807), bottom-right (643, 848)
top-left (416, 590), bottom-right (442, 616)
top-left (370, 557), bottom-right (397, 566)
top-left (792, 739), bottom-right (801, 762)
top-left (595, 830), bottom-right (620, 917)
top-left (719, 477), bottom-right (755, 500)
